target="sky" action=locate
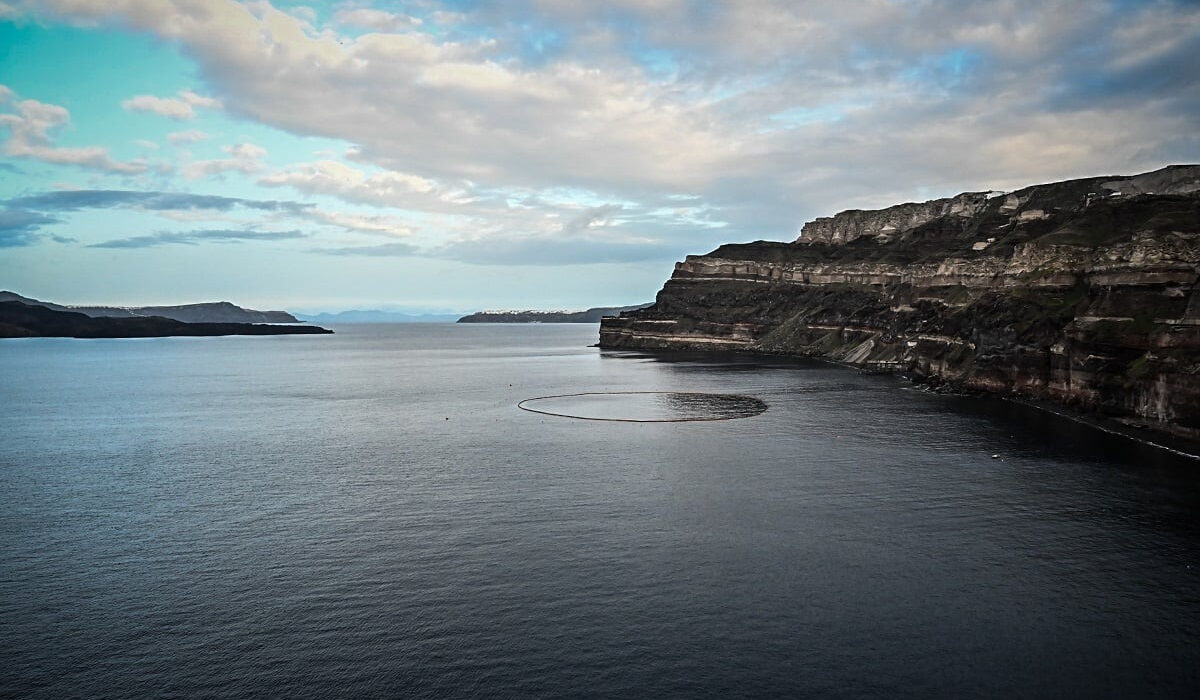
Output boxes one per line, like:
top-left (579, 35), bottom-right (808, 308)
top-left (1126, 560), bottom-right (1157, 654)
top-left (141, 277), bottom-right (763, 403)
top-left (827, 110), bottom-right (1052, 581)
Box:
top-left (1, 0), bottom-right (1198, 313)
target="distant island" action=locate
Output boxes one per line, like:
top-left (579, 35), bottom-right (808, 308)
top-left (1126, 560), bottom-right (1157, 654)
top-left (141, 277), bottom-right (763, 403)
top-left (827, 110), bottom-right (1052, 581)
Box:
top-left (295, 310), bottom-right (462, 324)
top-left (0, 299), bottom-right (331, 339)
top-left (0, 291), bottom-right (300, 324)
top-left (457, 304), bottom-right (650, 323)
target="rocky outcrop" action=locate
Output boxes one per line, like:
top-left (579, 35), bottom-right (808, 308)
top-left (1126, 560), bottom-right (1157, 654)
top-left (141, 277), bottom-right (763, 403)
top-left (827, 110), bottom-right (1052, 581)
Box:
top-left (0, 301), bottom-right (332, 338)
top-left (0, 291), bottom-right (300, 324)
top-left (600, 165), bottom-right (1200, 441)
top-left (799, 192), bottom-right (993, 245)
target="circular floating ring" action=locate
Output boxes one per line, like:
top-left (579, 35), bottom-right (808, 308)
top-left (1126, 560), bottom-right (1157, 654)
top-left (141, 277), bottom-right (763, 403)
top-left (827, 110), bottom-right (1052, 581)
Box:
top-left (517, 391), bottom-right (767, 423)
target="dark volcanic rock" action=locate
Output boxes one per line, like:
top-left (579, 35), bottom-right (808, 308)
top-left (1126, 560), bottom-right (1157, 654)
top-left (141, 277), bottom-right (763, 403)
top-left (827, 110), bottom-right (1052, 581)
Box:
top-left (0, 291), bottom-right (300, 323)
top-left (0, 301), bottom-right (332, 338)
top-left (600, 165), bottom-right (1200, 441)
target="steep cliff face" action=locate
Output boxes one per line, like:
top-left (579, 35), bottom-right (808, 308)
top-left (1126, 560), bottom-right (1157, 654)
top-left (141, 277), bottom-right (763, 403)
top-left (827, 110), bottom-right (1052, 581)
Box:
top-left (600, 165), bottom-right (1200, 441)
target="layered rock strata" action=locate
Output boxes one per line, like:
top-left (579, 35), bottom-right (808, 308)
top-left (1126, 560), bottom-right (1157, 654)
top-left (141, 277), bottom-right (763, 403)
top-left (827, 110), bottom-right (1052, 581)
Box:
top-left (600, 165), bottom-right (1200, 441)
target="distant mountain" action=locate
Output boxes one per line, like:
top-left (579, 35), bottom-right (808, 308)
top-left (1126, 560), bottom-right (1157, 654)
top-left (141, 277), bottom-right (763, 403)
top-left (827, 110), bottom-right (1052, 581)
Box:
top-left (457, 304), bottom-right (652, 323)
top-left (294, 310), bottom-right (462, 324)
top-left (0, 301), bottom-right (331, 338)
top-left (0, 291), bottom-right (300, 324)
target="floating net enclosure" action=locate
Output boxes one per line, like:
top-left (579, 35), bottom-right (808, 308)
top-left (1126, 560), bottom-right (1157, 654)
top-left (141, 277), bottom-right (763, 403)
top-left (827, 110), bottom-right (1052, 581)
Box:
top-left (518, 391), bottom-right (767, 422)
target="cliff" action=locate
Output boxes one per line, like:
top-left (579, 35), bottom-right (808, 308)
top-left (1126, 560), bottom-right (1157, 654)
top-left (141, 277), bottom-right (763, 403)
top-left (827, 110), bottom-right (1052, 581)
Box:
top-left (458, 304), bottom-right (650, 323)
top-left (0, 291), bottom-right (300, 324)
top-left (0, 301), bottom-right (332, 338)
top-left (600, 165), bottom-right (1200, 441)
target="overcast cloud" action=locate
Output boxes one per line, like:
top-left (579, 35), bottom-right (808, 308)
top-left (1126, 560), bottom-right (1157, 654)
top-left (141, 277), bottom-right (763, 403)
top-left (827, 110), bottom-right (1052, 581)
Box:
top-left (1, 0), bottom-right (1197, 307)
top-left (89, 228), bottom-right (306, 248)
top-left (21, 0), bottom-right (1199, 230)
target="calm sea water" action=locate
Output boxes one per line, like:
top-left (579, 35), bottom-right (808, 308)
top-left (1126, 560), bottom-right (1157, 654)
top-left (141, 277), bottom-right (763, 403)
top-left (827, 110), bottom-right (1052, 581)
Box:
top-left (2, 324), bottom-right (1199, 698)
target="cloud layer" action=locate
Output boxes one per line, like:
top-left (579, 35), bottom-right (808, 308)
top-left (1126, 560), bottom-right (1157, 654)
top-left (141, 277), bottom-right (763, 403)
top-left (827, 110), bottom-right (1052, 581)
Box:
top-left (0, 208), bottom-right (58, 247)
top-left (4, 0), bottom-right (1199, 290)
top-left (22, 0), bottom-right (1198, 228)
top-left (89, 228), bottom-right (304, 248)
top-left (1, 86), bottom-right (149, 174)
top-left (7, 189), bottom-right (307, 213)
top-left (122, 89), bottom-right (222, 120)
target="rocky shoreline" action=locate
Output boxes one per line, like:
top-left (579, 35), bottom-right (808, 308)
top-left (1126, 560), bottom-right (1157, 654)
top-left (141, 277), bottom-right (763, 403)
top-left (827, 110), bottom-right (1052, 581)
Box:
top-left (600, 165), bottom-right (1200, 442)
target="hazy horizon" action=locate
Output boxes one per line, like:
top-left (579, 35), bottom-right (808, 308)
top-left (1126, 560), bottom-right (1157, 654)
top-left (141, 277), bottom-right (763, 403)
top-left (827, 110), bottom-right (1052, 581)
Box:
top-left (2, 1), bottom-right (1199, 310)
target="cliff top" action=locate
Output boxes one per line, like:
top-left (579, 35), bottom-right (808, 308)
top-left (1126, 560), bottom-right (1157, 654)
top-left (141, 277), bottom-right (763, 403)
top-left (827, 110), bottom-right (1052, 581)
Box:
top-left (690, 165), bottom-right (1200, 267)
top-left (796, 164), bottom-right (1200, 247)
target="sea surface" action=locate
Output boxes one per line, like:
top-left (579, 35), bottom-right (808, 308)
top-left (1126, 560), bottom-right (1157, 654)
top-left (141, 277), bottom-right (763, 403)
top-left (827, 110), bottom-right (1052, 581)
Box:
top-left (2, 323), bottom-right (1199, 698)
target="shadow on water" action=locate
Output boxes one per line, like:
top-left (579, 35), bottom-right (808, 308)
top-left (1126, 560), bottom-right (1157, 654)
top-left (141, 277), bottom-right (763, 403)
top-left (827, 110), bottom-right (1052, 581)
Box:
top-left (600, 347), bottom-right (830, 371)
top-left (603, 347), bottom-right (1200, 467)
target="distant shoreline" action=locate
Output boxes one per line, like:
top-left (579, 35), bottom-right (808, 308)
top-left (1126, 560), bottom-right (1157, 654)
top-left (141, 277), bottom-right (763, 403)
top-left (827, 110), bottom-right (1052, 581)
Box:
top-left (0, 301), bottom-right (332, 339)
top-left (457, 304), bottom-right (650, 323)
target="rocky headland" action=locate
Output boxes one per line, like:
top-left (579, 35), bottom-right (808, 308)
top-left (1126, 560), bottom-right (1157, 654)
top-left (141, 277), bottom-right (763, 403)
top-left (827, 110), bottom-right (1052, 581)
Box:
top-left (0, 301), bottom-right (331, 338)
top-left (0, 291), bottom-right (300, 324)
top-left (600, 165), bottom-right (1200, 442)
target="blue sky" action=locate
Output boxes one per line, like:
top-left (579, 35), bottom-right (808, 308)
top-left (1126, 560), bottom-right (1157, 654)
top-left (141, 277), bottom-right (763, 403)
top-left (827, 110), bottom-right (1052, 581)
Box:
top-left (1, 0), bottom-right (1198, 312)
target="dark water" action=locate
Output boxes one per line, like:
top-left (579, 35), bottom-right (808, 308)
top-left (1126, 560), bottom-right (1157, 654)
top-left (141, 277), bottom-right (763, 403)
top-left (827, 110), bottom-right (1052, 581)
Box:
top-left (2, 324), bottom-right (1198, 698)
top-left (518, 391), bottom-right (768, 422)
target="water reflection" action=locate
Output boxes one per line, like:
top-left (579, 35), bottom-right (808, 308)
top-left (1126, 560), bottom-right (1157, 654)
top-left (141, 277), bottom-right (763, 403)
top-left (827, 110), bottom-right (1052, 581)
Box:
top-left (518, 391), bottom-right (768, 422)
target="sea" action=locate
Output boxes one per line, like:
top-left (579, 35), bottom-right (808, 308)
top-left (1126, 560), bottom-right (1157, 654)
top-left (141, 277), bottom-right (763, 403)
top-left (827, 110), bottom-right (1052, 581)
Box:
top-left (2, 323), bottom-right (1198, 698)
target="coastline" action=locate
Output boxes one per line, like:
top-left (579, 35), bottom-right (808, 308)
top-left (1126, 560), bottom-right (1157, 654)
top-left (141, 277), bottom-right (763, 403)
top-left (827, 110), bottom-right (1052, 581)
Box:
top-left (599, 341), bottom-right (1200, 461)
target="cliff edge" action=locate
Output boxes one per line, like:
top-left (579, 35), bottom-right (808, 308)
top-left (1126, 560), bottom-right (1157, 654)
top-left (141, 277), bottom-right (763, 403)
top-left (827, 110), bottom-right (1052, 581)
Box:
top-left (600, 165), bottom-right (1200, 441)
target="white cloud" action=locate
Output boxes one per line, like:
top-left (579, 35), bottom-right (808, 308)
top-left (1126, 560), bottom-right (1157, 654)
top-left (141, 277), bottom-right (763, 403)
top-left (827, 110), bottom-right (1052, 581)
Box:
top-left (334, 8), bottom-right (421, 32)
top-left (121, 89), bottom-right (222, 120)
top-left (167, 129), bottom-right (209, 145)
top-left (18, 0), bottom-right (1200, 248)
top-left (228, 143), bottom-right (266, 159)
top-left (179, 89), bottom-right (221, 109)
top-left (183, 142), bottom-right (267, 179)
top-left (259, 160), bottom-right (437, 206)
top-left (304, 208), bottom-right (415, 237)
top-left (122, 94), bottom-right (193, 119)
top-left (28, 0), bottom-right (735, 193)
top-left (0, 87), bottom-right (148, 174)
